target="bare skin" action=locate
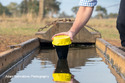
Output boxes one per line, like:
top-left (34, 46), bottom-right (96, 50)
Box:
top-left (52, 6), bottom-right (94, 40)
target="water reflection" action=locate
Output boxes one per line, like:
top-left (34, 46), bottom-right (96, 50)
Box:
top-left (53, 59), bottom-right (79, 83)
top-left (0, 47), bottom-right (123, 83)
top-left (38, 47), bottom-right (119, 83)
top-left (38, 47), bottom-right (98, 68)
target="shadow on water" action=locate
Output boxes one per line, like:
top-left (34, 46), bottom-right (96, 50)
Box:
top-left (0, 47), bottom-right (125, 83)
top-left (39, 47), bottom-right (98, 68)
top-left (53, 59), bottom-right (80, 83)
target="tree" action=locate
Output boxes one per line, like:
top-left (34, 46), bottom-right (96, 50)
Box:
top-left (96, 5), bottom-right (107, 18)
top-left (59, 11), bottom-right (74, 18)
top-left (7, 2), bottom-right (19, 16)
top-left (33, 0), bottom-right (39, 15)
top-left (24, 0), bottom-right (28, 13)
top-left (28, 0), bottom-right (33, 13)
top-left (20, 0), bottom-right (28, 14)
top-left (72, 6), bottom-right (79, 15)
top-left (39, 0), bottom-right (44, 19)
top-left (44, 0), bottom-right (61, 18)
top-left (0, 3), bottom-right (11, 16)
top-left (0, 3), bottom-right (4, 15)
top-left (19, 0), bottom-right (60, 18)
top-left (108, 13), bottom-right (118, 18)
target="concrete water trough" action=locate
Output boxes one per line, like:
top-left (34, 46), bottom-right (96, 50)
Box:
top-left (0, 19), bottom-right (125, 83)
top-left (35, 19), bottom-right (101, 44)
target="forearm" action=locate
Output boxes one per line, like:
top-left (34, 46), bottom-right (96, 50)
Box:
top-left (69, 6), bottom-right (94, 37)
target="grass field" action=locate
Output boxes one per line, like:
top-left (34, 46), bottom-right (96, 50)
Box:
top-left (0, 17), bottom-right (121, 53)
top-left (87, 18), bottom-right (119, 40)
top-left (87, 18), bottom-right (121, 47)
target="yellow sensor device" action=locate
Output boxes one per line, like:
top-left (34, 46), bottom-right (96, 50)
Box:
top-left (52, 73), bottom-right (71, 82)
top-left (52, 35), bottom-right (72, 59)
top-left (52, 35), bottom-right (72, 46)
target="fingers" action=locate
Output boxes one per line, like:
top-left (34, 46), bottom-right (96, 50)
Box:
top-left (51, 32), bottom-right (68, 40)
top-left (51, 31), bottom-right (74, 42)
top-left (70, 37), bottom-right (73, 41)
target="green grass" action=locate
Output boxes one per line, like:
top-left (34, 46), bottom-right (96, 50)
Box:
top-left (0, 17), bottom-right (56, 36)
top-left (0, 18), bottom-right (121, 52)
top-left (95, 27), bottom-right (119, 40)
top-left (87, 18), bottom-right (120, 40)
top-left (0, 18), bottom-right (120, 40)
top-left (0, 21), bottom-right (44, 36)
top-left (0, 27), bottom-right (38, 36)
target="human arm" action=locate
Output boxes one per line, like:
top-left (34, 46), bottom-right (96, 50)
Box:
top-left (68, 6), bottom-right (94, 40)
top-left (52, 6), bottom-right (94, 40)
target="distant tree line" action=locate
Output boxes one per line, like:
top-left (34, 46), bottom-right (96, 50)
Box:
top-left (0, 1), bottom-right (118, 18)
top-left (0, 0), bottom-right (60, 18)
top-left (0, 3), bottom-right (11, 15)
top-left (71, 5), bottom-right (118, 18)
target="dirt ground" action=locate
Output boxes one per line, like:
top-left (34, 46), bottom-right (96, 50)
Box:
top-left (0, 35), bottom-right (35, 53)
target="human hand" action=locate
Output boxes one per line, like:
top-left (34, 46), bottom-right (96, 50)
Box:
top-left (52, 31), bottom-right (75, 41)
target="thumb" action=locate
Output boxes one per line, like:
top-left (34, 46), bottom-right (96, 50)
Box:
top-left (70, 37), bottom-right (73, 41)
